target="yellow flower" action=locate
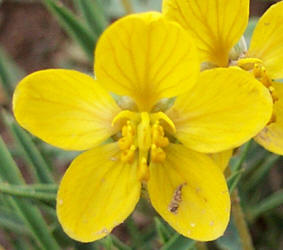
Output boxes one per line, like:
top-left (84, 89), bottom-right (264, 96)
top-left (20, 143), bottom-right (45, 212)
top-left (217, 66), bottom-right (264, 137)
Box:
top-left (163, 0), bottom-right (283, 155)
top-left (13, 12), bottom-right (272, 242)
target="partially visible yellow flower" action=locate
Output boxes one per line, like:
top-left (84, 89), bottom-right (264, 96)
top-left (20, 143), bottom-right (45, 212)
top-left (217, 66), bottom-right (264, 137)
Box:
top-left (13, 12), bottom-right (272, 242)
top-left (163, 0), bottom-right (283, 155)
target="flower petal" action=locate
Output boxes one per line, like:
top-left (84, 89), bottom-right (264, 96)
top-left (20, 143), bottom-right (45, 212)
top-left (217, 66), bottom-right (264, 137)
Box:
top-left (95, 12), bottom-right (199, 111)
top-left (148, 144), bottom-right (230, 241)
top-left (248, 1), bottom-right (283, 80)
top-left (13, 69), bottom-right (120, 151)
top-left (163, 0), bottom-right (249, 66)
top-left (167, 68), bottom-right (273, 153)
top-left (210, 150), bottom-right (233, 172)
top-left (255, 82), bottom-right (283, 155)
top-left (57, 143), bottom-right (141, 242)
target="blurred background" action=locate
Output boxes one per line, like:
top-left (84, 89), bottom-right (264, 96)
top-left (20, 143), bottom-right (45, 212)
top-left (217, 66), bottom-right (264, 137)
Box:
top-left (0, 0), bottom-right (282, 249)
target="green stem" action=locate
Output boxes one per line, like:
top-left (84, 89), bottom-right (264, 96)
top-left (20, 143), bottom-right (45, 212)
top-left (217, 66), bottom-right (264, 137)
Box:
top-left (0, 183), bottom-right (56, 201)
top-left (232, 140), bottom-right (252, 172)
top-left (231, 190), bottom-right (254, 250)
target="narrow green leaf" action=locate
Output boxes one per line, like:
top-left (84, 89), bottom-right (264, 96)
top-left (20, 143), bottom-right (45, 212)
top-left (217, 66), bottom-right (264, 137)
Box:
top-left (226, 141), bottom-right (253, 192)
top-left (75, 0), bottom-right (108, 36)
top-left (154, 217), bottom-right (174, 244)
top-left (101, 235), bottom-right (114, 250)
top-left (0, 183), bottom-right (57, 201)
top-left (0, 137), bottom-right (60, 249)
top-left (21, 183), bottom-right (58, 192)
top-left (216, 218), bottom-right (242, 250)
top-left (42, 0), bottom-right (96, 60)
top-left (0, 206), bottom-right (30, 235)
top-left (244, 18), bottom-right (258, 44)
top-left (228, 169), bottom-right (244, 193)
top-left (0, 47), bottom-right (23, 99)
top-left (111, 235), bottom-right (131, 250)
top-left (245, 154), bottom-right (280, 191)
top-left (12, 238), bottom-right (32, 250)
top-left (161, 233), bottom-right (195, 250)
top-left (248, 190), bottom-right (283, 222)
top-left (2, 111), bottom-right (55, 184)
top-left (231, 140), bottom-right (252, 173)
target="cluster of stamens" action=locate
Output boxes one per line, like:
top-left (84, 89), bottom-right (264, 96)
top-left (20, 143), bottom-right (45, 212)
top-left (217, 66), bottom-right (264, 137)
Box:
top-left (237, 58), bottom-right (278, 103)
top-left (113, 111), bottom-right (174, 181)
top-left (151, 121), bottom-right (169, 163)
top-left (237, 57), bottom-right (278, 124)
top-left (119, 121), bottom-right (136, 163)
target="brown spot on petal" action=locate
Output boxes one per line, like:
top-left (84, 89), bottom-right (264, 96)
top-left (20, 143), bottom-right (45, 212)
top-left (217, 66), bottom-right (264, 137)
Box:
top-left (168, 183), bottom-right (187, 214)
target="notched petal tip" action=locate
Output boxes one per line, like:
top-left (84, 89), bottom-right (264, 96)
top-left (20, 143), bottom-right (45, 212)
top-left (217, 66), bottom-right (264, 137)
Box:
top-left (95, 11), bottom-right (199, 111)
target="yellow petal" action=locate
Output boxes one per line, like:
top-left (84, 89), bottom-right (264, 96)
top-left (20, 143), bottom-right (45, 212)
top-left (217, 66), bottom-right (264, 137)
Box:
top-left (210, 150), bottom-right (233, 172)
top-left (167, 68), bottom-right (273, 153)
top-left (163, 0), bottom-right (249, 67)
top-left (248, 1), bottom-right (283, 79)
top-left (95, 12), bottom-right (199, 111)
top-left (13, 69), bottom-right (120, 151)
top-left (255, 82), bottom-right (283, 155)
top-left (148, 144), bottom-right (230, 241)
top-left (57, 143), bottom-right (141, 242)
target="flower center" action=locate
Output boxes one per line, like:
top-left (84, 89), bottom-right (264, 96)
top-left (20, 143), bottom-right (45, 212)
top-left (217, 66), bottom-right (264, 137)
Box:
top-left (112, 111), bottom-right (176, 181)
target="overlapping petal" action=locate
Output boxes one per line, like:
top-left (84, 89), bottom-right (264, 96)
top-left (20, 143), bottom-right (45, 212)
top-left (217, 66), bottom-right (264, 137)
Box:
top-left (148, 144), bottom-right (230, 241)
top-left (167, 68), bottom-right (273, 153)
top-left (255, 82), bottom-right (283, 155)
top-left (210, 150), bottom-right (233, 172)
top-left (95, 12), bottom-right (199, 111)
top-left (13, 69), bottom-right (120, 151)
top-left (163, 0), bottom-right (249, 67)
top-left (57, 143), bottom-right (141, 242)
top-left (248, 1), bottom-right (283, 80)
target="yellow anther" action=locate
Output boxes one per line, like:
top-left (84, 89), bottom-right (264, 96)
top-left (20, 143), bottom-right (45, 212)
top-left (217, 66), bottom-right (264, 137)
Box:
top-left (151, 112), bottom-right (176, 134)
top-left (112, 110), bottom-right (139, 127)
top-left (119, 121), bottom-right (136, 150)
top-left (121, 145), bottom-right (136, 163)
top-left (269, 86), bottom-right (279, 103)
top-left (237, 57), bottom-right (277, 102)
top-left (261, 70), bottom-right (272, 88)
top-left (118, 136), bottom-right (133, 150)
top-left (152, 123), bottom-right (169, 148)
top-left (138, 157), bottom-right (149, 181)
top-left (114, 111), bottom-right (177, 179)
top-left (267, 112), bottom-right (277, 125)
top-left (237, 57), bottom-right (262, 71)
top-left (151, 144), bottom-right (166, 163)
top-left (253, 63), bottom-right (262, 78)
